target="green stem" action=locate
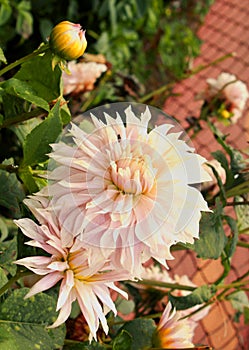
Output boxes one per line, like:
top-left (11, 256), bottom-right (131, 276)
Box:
top-left (217, 279), bottom-right (249, 290)
top-left (138, 81), bottom-right (175, 103)
top-left (138, 52), bottom-right (235, 103)
top-left (133, 279), bottom-right (195, 291)
top-left (0, 269), bottom-right (33, 296)
top-left (0, 43), bottom-right (50, 77)
top-left (225, 179), bottom-right (249, 198)
top-left (189, 52), bottom-right (236, 76)
top-left (237, 240), bottom-right (249, 249)
top-left (214, 252), bottom-right (230, 285)
top-left (0, 107), bottom-right (47, 129)
top-left (226, 200), bottom-right (249, 206)
top-left (80, 71), bottom-right (113, 112)
top-left (180, 299), bottom-right (213, 320)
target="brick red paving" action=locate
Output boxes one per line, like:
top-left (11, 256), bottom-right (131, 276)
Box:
top-left (163, 1), bottom-right (249, 349)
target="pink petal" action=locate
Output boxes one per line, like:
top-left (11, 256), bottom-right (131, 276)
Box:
top-left (25, 272), bottom-right (63, 298)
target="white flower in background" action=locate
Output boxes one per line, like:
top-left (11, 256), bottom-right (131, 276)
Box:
top-left (46, 105), bottom-right (210, 276)
top-left (62, 61), bottom-right (107, 95)
top-left (140, 265), bottom-right (174, 289)
top-left (201, 72), bottom-right (249, 123)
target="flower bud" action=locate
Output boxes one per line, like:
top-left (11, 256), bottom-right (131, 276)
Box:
top-left (49, 21), bottom-right (87, 61)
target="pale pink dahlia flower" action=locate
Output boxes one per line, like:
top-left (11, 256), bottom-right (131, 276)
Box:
top-left (47, 105), bottom-right (210, 275)
top-left (153, 301), bottom-right (194, 348)
top-left (14, 197), bottom-right (128, 341)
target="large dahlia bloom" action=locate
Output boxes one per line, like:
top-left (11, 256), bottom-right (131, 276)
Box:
top-left (47, 105), bottom-right (210, 275)
top-left (14, 196), bottom-right (128, 341)
top-left (153, 302), bottom-right (194, 348)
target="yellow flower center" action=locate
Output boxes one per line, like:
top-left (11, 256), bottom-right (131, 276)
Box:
top-left (221, 109), bottom-right (231, 119)
top-left (67, 250), bottom-right (91, 281)
top-left (110, 155), bottom-right (155, 195)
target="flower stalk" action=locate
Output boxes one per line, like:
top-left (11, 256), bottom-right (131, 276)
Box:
top-left (134, 279), bottom-right (196, 292)
top-left (0, 107), bottom-right (47, 129)
top-left (0, 43), bottom-right (50, 78)
top-left (0, 269), bottom-right (32, 297)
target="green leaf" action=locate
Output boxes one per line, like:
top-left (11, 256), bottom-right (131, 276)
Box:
top-left (1, 91), bottom-right (25, 121)
top-left (0, 267), bottom-right (8, 288)
top-left (192, 201), bottom-right (227, 259)
top-left (0, 47), bottom-right (7, 64)
top-left (22, 101), bottom-right (62, 166)
top-left (0, 167), bottom-right (25, 218)
top-left (0, 2), bottom-right (12, 26)
top-left (235, 194), bottom-right (249, 232)
top-left (223, 215), bottom-right (238, 258)
top-left (3, 78), bottom-right (49, 111)
top-left (211, 150), bottom-right (233, 187)
top-left (209, 125), bottom-right (245, 174)
top-left (120, 318), bottom-right (156, 350)
top-left (15, 50), bottom-right (62, 102)
top-left (63, 341), bottom-right (106, 349)
top-left (60, 102), bottom-right (71, 125)
top-left (18, 166), bottom-right (39, 194)
top-left (16, 0), bottom-right (33, 39)
top-left (0, 288), bottom-right (66, 350)
top-left (169, 284), bottom-right (217, 310)
top-left (244, 306), bottom-right (249, 324)
top-left (0, 237), bottom-right (17, 275)
top-left (113, 329), bottom-right (132, 350)
top-left (39, 18), bottom-right (53, 41)
top-left (207, 161), bottom-right (226, 205)
top-left (116, 297), bottom-right (135, 315)
top-left (10, 118), bottom-right (42, 146)
top-left (0, 216), bottom-right (9, 241)
top-left (227, 291), bottom-right (249, 313)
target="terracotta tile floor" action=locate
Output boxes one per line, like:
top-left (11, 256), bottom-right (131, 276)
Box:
top-left (163, 1), bottom-right (249, 349)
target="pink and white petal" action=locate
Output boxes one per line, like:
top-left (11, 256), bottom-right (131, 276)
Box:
top-left (25, 271), bottom-right (63, 298)
top-left (14, 218), bottom-right (41, 241)
top-left (75, 281), bottom-right (99, 341)
top-left (15, 256), bottom-right (52, 275)
top-left (105, 282), bottom-right (128, 300)
top-left (49, 289), bottom-right (76, 328)
top-left (56, 270), bottom-right (75, 311)
top-left (92, 284), bottom-right (117, 314)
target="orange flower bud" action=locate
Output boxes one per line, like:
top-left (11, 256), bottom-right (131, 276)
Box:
top-left (49, 21), bottom-right (87, 61)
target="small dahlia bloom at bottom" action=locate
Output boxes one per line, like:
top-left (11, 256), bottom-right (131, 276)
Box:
top-left (14, 216), bottom-right (129, 342)
top-left (153, 302), bottom-right (194, 349)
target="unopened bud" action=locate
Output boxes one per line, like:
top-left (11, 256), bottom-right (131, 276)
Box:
top-left (49, 21), bottom-right (87, 61)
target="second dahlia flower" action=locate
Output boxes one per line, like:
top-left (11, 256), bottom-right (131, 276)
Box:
top-left (153, 302), bottom-right (194, 348)
top-left (14, 197), bottom-right (129, 342)
top-left (47, 105), bottom-right (210, 275)
top-left (199, 72), bottom-right (249, 123)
